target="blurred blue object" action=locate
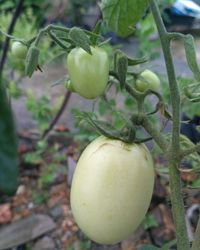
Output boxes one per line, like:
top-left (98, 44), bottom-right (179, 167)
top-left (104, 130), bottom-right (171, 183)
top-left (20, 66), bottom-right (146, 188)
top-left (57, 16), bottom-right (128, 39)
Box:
top-left (171, 0), bottom-right (200, 18)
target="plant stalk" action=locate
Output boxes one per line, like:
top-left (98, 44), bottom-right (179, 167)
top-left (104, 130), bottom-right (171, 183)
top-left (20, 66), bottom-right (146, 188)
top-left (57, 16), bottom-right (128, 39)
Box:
top-left (141, 116), bottom-right (168, 153)
top-left (149, 0), bottom-right (190, 249)
top-left (191, 216), bottom-right (200, 250)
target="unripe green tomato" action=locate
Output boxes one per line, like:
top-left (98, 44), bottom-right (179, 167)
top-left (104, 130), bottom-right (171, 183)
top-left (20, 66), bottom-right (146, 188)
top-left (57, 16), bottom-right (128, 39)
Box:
top-left (67, 46), bottom-right (109, 99)
top-left (11, 41), bottom-right (28, 60)
top-left (135, 69), bottom-right (160, 92)
top-left (70, 136), bottom-right (155, 244)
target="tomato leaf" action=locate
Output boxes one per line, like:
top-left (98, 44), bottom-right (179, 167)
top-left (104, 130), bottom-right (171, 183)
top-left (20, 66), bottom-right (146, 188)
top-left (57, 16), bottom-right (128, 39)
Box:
top-left (69, 27), bottom-right (91, 54)
top-left (100, 0), bottom-right (149, 37)
top-left (0, 84), bottom-right (18, 195)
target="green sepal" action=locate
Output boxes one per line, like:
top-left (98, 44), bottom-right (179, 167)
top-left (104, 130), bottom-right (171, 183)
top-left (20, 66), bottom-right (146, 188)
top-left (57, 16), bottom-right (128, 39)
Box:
top-left (116, 52), bottom-right (128, 89)
top-left (69, 27), bottom-right (91, 54)
top-left (91, 20), bottom-right (102, 46)
top-left (64, 80), bottom-right (76, 92)
top-left (127, 56), bottom-right (148, 66)
top-left (122, 125), bottom-right (136, 142)
top-left (25, 45), bottom-right (40, 77)
top-left (184, 34), bottom-right (200, 81)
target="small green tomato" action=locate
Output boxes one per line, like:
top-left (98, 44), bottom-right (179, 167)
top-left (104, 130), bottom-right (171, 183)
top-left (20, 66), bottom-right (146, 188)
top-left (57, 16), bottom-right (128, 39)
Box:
top-left (135, 69), bottom-right (160, 92)
top-left (11, 41), bottom-right (28, 60)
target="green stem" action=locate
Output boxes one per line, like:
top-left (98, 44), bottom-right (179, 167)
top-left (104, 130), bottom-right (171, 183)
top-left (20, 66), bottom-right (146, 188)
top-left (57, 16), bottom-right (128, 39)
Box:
top-left (150, 1), bottom-right (180, 152)
top-left (34, 24), bottom-right (71, 46)
top-left (48, 30), bottom-right (69, 50)
top-left (141, 116), bottom-right (168, 153)
top-left (191, 216), bottom-right (200, 250)
top-left (149, 1), bottom-right (190, 249)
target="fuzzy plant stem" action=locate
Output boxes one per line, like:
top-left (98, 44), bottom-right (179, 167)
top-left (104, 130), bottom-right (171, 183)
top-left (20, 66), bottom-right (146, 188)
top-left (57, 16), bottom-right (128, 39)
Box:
top-left (191, 216), bottom-right (200, 250)
top-left (149, 1), bottom-right (190, 249)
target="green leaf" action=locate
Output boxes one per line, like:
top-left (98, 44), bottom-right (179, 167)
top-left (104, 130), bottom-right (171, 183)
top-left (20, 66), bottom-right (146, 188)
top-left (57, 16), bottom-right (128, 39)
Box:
top-left (142, 213), bottom-right (158, 230)
top-left (0, 84), bottom-right (18, 195)
top-left (191, 178), bottom-right (200, 188)
top-left (69, 27), bottom-right (91, 54)
top-left (139, 245), bottom-right (160, 250)
top-left (100, 0), bottom-right (149, 37)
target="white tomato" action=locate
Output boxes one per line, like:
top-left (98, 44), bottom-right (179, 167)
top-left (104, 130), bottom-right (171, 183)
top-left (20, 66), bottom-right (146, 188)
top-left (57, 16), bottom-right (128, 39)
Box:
top-left (70, 136), bottom-right (155, 244)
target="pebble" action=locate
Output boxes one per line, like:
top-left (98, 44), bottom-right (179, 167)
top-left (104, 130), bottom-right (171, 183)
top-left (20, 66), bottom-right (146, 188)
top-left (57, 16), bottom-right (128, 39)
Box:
top-left (32, 236), bottom-right (55, 250)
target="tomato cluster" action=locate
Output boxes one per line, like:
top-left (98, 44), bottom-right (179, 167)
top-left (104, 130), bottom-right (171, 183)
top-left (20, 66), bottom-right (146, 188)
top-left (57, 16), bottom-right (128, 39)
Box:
top-left (67, 47), bottom-right (157, 244)
top-left (10, 41), bottom-right (156, 244)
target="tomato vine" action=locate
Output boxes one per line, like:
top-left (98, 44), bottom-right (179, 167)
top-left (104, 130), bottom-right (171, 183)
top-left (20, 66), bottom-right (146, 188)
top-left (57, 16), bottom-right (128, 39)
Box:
top-left (1, 0), bottom-right (200, 249)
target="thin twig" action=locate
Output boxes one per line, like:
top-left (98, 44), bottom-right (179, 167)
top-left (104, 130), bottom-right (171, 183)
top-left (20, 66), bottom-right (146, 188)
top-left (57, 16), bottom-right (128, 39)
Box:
top-left (41, 91), bottom-right (71, 139)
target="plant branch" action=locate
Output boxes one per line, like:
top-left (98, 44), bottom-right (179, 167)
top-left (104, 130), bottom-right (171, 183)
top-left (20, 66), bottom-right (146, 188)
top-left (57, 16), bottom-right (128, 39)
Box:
top-left (48, 30), bottom-right (69, 50)
top-left (141, 115), bottom-right (168, 153)
top-left (41, 91), bottom-right (71, 139)
top-left (149, 1), bottom-right (190, 249)
top-left (0, 0), bottom-right (24, 75)
top-left (191, 215), bottom-right (200, 250)
top-left (150, 1), bottom-right (180, 153)
top-left (33, 24), bottom-right (70, 47)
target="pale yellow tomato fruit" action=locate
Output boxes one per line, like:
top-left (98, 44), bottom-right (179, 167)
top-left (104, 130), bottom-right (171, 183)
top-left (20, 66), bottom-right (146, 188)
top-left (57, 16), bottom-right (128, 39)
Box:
top-left (67, 46), bottom-right (109, 99)
top-left (70, 136), bottom-right (155, 244)
top-left (135, 69), bottom-right (160, 92)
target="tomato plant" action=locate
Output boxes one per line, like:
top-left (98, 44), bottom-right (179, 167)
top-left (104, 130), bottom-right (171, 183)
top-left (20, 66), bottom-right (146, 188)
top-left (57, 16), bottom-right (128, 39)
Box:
top-left (135, 69), bottom-right (160, 92)
top-left (70, 136), bottom-right (154, 244)
top-left (67, 46), bottom-right (109, 99)
top-left (3, 0), bottom-right (200, 247)
top-left (11, 41), bottom-right (28, 60)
